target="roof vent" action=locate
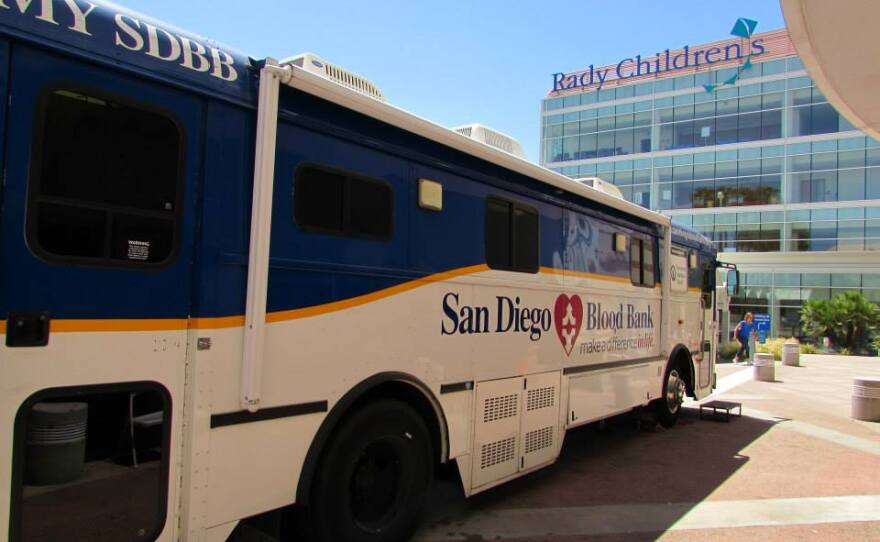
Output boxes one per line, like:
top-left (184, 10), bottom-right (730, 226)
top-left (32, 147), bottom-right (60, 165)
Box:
top-left (281, 53), bottom-right (386, 102)
top-left (452, 123), bottom-right (525, 159)
top-left (575, 177), bottom-right (624, 199)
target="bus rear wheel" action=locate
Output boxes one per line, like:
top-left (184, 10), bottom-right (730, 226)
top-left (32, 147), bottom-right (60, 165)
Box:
top-left (653, 364), bottom-right (686, 428)
top-left (309, 400), bottom-right (433, 542)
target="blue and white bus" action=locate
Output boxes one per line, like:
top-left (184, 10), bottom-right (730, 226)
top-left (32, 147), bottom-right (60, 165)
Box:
top-left (0, 2), bottom-right (737, 541)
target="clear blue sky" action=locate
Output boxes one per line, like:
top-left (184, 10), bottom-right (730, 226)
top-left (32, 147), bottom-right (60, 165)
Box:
top-left (112, 0), bottom-right (785, 162)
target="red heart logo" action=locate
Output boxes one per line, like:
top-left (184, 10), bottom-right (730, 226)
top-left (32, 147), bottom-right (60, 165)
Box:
top-left (554, 294), bottom-right (583, 356)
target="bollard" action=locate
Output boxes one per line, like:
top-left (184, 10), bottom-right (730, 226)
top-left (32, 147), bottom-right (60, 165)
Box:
top-left (747, 335), bottom-right (756, 364)
top-left (753, 353), bottom-right (775, 382)
top-left (782, 342), bottom-right (800, 366)
top-left (852, 377), bottom-right (880, 422)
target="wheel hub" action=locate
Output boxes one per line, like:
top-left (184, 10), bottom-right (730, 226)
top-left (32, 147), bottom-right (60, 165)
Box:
top-left (350, 439), bottom-right (403, 529)
top-left (665, 369), bottom-right (686, 414)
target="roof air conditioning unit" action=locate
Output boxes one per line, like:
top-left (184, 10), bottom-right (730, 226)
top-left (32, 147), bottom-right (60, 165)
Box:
top-left (451, 123), bottom-right (526, 159)
top-left (281, 53), bottom-right (386, 102)
top-left (575, 177), bottom-right (624, 199)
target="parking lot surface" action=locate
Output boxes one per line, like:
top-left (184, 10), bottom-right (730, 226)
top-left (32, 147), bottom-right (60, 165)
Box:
top-left (415, 355), bottom-right (880, 541)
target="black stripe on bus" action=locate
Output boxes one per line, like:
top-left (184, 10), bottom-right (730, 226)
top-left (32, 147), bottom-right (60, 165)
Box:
top-left (440, 381), bottom-right (474, 394)
top-left (563, 356), bottom-right (661, 376)
top-left (210, 400), bottom-right (328, 429)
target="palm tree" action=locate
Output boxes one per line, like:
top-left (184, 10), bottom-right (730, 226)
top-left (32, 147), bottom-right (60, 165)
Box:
top-left (801, 298), bottom-right (837, 344)
top-left (801, 292), bottom-right (879, 352)
top-left (832, 292), bottom-right (879, 351)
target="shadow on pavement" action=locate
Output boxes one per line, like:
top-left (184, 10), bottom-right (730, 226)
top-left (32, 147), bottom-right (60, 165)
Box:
top-left (420, 406), bottom-right (779, 540)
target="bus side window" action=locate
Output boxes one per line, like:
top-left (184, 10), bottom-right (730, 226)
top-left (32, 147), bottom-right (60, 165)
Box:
top-left (28, 89), bottom-right (182, 266)
top-left (690, 252), bottom-right (705, 290)
top-left (629, 238), bottom-right (641, 284)
top-left (293, 164), bottom-right (392, 240)
top-left (643, 239), bottom-right (655, 285)
top-left (485, 196), bottom-right (538, 273)
top-left (629, 236), bottom-right (655, 287)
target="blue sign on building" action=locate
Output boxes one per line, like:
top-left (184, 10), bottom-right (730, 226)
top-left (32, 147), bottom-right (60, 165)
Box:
top-left (753, 313), bottom-right (771, 343)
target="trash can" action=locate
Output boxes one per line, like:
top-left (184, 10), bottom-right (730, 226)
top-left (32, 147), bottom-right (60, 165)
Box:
top-left (782, 342), bottom-right (800, 367)
top-left (25, 402), bottom-right (88, 486)
top-left (753, 353), bottom-right (775, 382)
top-left (852, 377), bottom-right (880, 422)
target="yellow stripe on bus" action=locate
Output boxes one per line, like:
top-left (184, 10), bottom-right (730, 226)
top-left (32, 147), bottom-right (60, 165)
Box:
top-left (191, 315), bottom-right (246, 329)
top-left (266, 263), bottom-right (490, 323)
top-left (50, 319), bottom-right (188, 333)
top-left (0, 264), bottom-right (668, 333)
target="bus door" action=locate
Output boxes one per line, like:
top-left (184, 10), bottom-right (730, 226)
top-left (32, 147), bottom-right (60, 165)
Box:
top-left (0, 45), bottom-right (203, 542)
top-left (697, 255), bottom-right (717, 394)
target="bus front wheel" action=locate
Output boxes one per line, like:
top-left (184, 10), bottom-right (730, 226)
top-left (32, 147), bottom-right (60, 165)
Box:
top-left (310, 399), bottom-right (433, 542)
top-left (653, 364), bottom-right (686, 428)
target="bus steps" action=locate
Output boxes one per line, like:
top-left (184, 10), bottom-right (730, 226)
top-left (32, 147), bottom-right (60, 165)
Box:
top-left (699, 400), bottom-right (743, 422)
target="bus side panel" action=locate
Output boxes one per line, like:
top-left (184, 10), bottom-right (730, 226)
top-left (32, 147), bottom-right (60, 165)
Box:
top-left (1, 44), bottom-right (204, 542)
top-left (560, 212), bottom-right (663, 369)
top-left (201, 116), bottom-right (421, 525)
top-left (193, 100), bottom-right (254, 322)
top-left (179, 99), bottom-right (254, 535)
top-left (0, 37), bottom-right (8, 212)
top-left (467, 189), bottom-right (565, 381)
top-left (667, 246), bottom-right (702, 356)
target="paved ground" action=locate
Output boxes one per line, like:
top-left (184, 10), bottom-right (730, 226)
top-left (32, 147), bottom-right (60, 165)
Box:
top-left (415, 355), bottom-right (880, 542)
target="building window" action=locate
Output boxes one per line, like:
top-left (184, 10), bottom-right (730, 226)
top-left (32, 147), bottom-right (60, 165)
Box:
top-left (294, 165), bottom-right (393, 239)
top-left (28, 89), bottom-right (182, 266)
top-left (630, 237), bottom-right (655, 287)
top-left (791, 103), bottom-right (840, 137)
top-left (486, 197), bottom-right (539, 273)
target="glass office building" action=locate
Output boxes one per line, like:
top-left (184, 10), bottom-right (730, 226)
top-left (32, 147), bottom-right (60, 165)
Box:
top-left (540, 29), bottom-right (880, 338)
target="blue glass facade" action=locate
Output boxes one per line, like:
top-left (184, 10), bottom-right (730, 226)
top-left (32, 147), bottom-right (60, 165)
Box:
top-left (540, 45), bottom-right (880, 338)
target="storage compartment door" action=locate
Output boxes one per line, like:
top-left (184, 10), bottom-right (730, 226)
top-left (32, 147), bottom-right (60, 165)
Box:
top-left (471, 377), bottom-right (522, 488)
top-left (521, 371), bottom-right (561, 471)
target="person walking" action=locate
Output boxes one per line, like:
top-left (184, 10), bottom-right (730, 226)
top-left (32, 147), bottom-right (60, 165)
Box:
top-left (733, 312), bottom-right (756, 364)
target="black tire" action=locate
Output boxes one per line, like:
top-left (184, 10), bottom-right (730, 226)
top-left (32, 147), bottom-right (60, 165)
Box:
top-left (653, 362), bottom-right (687, 428)
top-left (309, 400), bottom-right (433, 542)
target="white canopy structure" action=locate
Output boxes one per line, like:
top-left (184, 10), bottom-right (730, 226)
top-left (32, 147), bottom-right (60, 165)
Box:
top-left (781, 0), bottom-right (880, 140)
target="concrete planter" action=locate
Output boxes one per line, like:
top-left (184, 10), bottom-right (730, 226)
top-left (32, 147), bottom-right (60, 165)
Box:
top-left (753, 353), bottom-right (775, 382)
top-left (852, 377), bottom-right (880, 422)
top-left (782, 343), bottom-right (800, 366)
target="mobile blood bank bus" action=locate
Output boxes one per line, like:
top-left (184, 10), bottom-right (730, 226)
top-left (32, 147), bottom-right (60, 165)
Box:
top-left (0, 2), bottom-right (737, 541)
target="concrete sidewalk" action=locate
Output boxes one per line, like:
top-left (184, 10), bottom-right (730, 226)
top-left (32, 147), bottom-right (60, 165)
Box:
top-left (416, 354), bottom-right (880, 542)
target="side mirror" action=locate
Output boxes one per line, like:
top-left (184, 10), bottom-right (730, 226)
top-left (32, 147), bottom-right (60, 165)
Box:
top-left (727, 269), bottom-right (740, 296)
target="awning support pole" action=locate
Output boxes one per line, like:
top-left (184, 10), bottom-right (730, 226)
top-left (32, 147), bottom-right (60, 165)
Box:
top-left (241, 59), bottom-right (291, 412)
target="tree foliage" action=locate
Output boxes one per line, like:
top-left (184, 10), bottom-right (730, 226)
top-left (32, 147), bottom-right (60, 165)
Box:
top-left (800, 292), bottom-right (879, 352)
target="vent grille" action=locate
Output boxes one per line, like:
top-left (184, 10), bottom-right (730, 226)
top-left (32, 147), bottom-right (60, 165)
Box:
top-left (483, 130), bottom-right (515, 154)
top-left (450, 123), bottom-right (525, 158)
top-left (281, 53), bottom-right (386, 101)
top-left (483, 394), bottom-right (519, 422)
top-left (322, 63), bottom-right (385, 100)
top-left (526, 387), bottom-right (555, 411)
top-left (524, 426), bottom-right (554, 454)
top-left (575, 176), bottom-right (624, 199)
top-left (480, 436), bottom-right (516, 469)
